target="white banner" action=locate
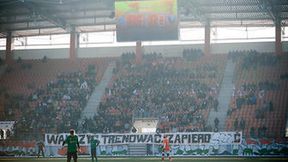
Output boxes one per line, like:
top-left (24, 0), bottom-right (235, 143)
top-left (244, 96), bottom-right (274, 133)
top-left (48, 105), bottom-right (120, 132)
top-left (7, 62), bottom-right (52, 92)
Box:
top-left (45, 132), bottom-right (242, 146)
top-left (0, 121), bottom-right (15, 130)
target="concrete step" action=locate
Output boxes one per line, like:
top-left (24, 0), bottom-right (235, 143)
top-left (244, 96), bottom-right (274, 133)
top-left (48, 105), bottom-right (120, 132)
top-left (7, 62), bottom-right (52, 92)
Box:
top-left (208, 59), bottom-right (235, 131)
top-left (79, 62), bottom-right (115, 122)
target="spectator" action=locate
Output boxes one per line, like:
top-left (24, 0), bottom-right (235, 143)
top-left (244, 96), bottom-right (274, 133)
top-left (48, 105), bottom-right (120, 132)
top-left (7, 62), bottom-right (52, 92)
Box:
top-left (6, 129), bottom-right (11, 139)
top-left (0, 129), bottom-right (4, 139)
top-left (214, 117), bottom-right (219, 129)
top-left (239, 118), bottom-right (245, 131)
top-left (234, 118), bottom-right (238, 131)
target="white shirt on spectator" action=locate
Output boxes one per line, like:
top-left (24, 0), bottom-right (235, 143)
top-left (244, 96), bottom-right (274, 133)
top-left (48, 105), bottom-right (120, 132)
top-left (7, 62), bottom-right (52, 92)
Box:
top-left (133, 89), bottom-right (137, 95)
top-left (63, 94), bottom-right (71, 100)
top-left (258, 90), bottom-right (265, 99)
top-left (80, 81), bottom-right (88, 89)
top-left (32, 94), bottom-right (38, 100)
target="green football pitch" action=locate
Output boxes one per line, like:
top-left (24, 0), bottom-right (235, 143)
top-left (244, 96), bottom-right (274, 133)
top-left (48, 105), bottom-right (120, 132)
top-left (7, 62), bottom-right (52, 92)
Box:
top-left (0, 157), bottom-right (288, 162)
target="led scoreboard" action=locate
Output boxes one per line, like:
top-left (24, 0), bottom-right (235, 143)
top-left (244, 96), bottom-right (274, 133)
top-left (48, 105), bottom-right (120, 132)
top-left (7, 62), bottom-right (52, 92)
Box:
top-left (115, 0), bottom-right (179, 42)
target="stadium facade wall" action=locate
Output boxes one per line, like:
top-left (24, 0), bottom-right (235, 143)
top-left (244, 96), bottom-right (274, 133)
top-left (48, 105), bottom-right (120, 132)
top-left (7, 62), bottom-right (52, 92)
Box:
top-left (211, 42), bottom-right (278, 54)
top-left (0, 41), bottom-right (287, 59)
top-left (12, 48), bottom-right (69, 59)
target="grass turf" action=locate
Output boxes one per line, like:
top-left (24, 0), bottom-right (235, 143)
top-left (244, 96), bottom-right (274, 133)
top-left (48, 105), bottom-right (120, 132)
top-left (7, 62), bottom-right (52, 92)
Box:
top-left (0, 157), bottom-right (288, 162)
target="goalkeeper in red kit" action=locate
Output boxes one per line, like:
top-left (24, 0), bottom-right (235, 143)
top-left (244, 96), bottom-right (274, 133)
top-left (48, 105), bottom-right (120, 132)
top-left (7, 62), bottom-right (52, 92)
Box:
top-left (162, 135), bottom-right (172, 162)
top-left (62, 129), bottom-right (80, 162)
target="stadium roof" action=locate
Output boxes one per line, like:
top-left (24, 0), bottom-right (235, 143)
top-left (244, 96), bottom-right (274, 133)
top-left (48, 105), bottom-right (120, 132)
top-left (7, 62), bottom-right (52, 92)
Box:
top-left (0, 0), bottom-right (288, 38)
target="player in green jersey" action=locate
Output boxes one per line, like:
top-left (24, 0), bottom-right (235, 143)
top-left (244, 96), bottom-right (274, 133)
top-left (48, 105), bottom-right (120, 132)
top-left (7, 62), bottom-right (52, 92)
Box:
top-left (62, 129), bottom-right (80, 162)
top-left (90, 138), bottom-right (100, 162)
top-left (36, 141), bottom-right (45, 158)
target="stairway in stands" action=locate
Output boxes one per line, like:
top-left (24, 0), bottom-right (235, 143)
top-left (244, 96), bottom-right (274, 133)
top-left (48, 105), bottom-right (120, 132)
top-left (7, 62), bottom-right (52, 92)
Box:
top-left (80, 62), bottom-right (115, 121)
top-left (208, 59), bottom-right (235, 131)
top-left (128, 144), bottom-right (147, 155)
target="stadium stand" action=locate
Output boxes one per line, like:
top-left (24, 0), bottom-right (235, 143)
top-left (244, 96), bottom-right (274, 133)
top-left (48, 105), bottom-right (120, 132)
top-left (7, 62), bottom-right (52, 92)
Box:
top-left (226, 51), bottom-right (288, 139)
top-left (81, 51), bottom-right (227, 133)
top-left (2, 50), bottom-right (287, 141)
top-left (0, 0), bottom-right (288, 158)
top-left (0, 50), bottom-right (287, 145)
top-left (0, 51), bottom-right (287, 157)
top-left (0, 58), bottom-right (114, 140)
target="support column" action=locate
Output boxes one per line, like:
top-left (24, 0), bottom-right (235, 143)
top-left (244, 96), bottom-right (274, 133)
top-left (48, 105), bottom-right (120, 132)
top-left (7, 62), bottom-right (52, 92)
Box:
top-left (204, 20), bottom-right (211, 55)
top-left (275, 18), bottom-right (282, 56)
top-left (5, 32), bottom-right (13, 64)
top-left (76, 33), bottom-right (80, 49)
top-left (135, 41), bottom-right (142, 64)
top-left (69, 27), bottom-right (78, 60)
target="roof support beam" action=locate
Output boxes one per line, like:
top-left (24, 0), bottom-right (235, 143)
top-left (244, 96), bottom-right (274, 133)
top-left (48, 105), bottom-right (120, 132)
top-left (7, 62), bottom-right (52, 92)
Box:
top-left (19, 0), bottom-right (67, 30)
top-left (0, 19), bottom-right (116, 32)
top-left (258, 0), bottom-right (276, 22)
top-left (204, 20), bottom-right (211, 55)
top-left (5, 31), bottom-right (13, 64)
top-left (197, 2), bottom-right (260, 7)
top-left (180, 0), bottom-right (207, 23)
top-left (275, 18), bottom-right (282, 55)
top-left (0, 32), bottom-right (6, 37)
top-left (0, 13), bottom-right (113, 25)
top-left (69, 26), bottom-right (77, 60)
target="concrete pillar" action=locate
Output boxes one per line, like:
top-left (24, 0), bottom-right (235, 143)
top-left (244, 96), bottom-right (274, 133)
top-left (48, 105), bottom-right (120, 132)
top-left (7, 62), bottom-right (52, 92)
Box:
top-left (204, 21), bottom-right (211, 55)
top-left (5, 32), bottom-right (13, 64)
top-left (135, 41), bottom-right (142, 64)
top-left (69, 27), bottom-right (78, 60)
top-left (76, 33), bottom-right (80, 49)
top-left (275, 18), bottom-right (282, 56)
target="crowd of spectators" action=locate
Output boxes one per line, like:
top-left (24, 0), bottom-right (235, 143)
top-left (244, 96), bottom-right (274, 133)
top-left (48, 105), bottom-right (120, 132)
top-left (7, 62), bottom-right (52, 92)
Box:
top-left (82, 52), bottom-right (225, 133)
top-left (182, 48), bottom-right (203, 61)
top-left (1, 49), bottom-right (285, 142)
top-left (249, 126), bottom-right (268, 138)
top-left (228, 50), bottom-right (279, 69)
top-left (4, 69), bottom-right (96, 140)
top-left (227, 50), bottom-right (287, 138)
top-left (230, 81), bottom-right (277, 110)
